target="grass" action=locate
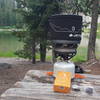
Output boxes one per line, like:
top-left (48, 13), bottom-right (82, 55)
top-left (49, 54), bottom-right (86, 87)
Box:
top-left (0, 30), bottom-right (94, 62)
top-left (0, 31), bottom-right (23, 57)
top-left (44, 47), bottom-right (87, 62)
top-left (0, 27), bottom-right (99, 62)
top-left (72, 46), bottom-right (100, 62)
top-left (0, 52), bottom-right (17, 57)
top-left (84, 23), bottom-right (100, 39)
top-left (41, 47), bottom-right (88, 62)
top-left (36, 53), bottom-right (52, 61)
top-left (0, 30), bottom-right (54, 60)
top-left (71, 47), bottom-right (87, 62)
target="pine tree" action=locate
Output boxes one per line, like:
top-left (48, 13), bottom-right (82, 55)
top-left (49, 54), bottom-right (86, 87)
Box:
top-left (15, 0), bottom-right (60, 63)
top-left (0, 0), bottom-right (16, 26)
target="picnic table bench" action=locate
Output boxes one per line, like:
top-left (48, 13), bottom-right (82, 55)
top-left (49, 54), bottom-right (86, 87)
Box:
top-left (0, 70), bottom-right (100, 100)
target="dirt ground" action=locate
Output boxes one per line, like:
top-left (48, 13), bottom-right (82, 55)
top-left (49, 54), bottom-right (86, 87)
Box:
top-left (0, 58), bottom-right (100, 95)
top-left (80, 59), bottom-right (100, 75)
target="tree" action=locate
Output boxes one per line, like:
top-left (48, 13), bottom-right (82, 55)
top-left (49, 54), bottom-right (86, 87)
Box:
top-left (0, 0), bottom-right (17, 26)
top-left (87, 0), bottom-right (99, 60)
top-left (38, 0), bottom-right (60, 62)
top-left (63, 0), bottom-right (100, 61)
top-left (15, 0), bottom-right (60, 63)
top-left (15, 0), bottom-right (42, 63)
top-left (63, 0), bottom-right (92, 15)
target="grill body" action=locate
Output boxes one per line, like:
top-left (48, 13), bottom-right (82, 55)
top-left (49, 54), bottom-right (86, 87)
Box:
top-left (48, 14), bottom-right (83, 60)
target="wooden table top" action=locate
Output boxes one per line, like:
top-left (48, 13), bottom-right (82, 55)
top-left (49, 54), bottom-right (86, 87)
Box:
top-left (1, 70), bottom-right (100, 100)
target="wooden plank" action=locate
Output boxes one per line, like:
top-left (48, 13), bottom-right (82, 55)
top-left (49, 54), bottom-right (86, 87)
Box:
top-left (76, 97), bottom-right (99, 100)
top-left (14, 81), bottom-right (52, 88)
top-left (1, 88), bottom-right (75, 100)
top-left (1, 96), bottom-right (99, 100)
top-left (14, 81), bottom-right (100, 94)
top-left (1, 96), bottom-right (74, 100)
top-left (84, 74), bottom-right (100, 79)
top-left (1, 86), bottom-right (100, 100)
top-left (1, 88), bottom-right (74, 97)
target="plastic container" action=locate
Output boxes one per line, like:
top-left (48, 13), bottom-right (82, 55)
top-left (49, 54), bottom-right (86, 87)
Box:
top-left (54, 61), bottom-right (75, 78)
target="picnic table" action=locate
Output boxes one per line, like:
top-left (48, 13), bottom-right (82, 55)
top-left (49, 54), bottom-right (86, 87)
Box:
top-left (0, 70), bottom-right (100, 100)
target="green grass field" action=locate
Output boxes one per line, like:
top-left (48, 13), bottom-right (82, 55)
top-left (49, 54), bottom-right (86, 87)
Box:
top-left (72, 47), bottom-right (87, 62)
top-left (84, 23), bottom-right (100, 39)
top-left (0, 28), bottom-right (99, 62)
top-left (0, 31), bottom-right (23, 57)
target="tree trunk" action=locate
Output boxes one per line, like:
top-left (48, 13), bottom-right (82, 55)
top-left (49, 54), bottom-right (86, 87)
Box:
top-left (87, 0), bottom-right (99, 60)
top-left (32, 40), bottom-right (36, 64)
top-left (52, 45), bottom-right (56, 63)
top-left (40, 40), bottom-right (46, 62)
